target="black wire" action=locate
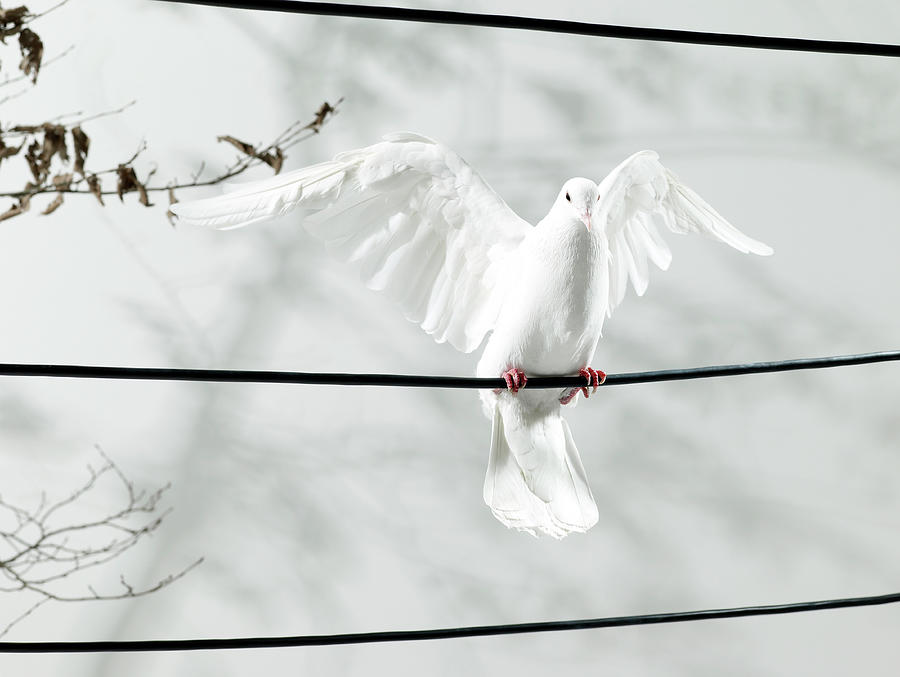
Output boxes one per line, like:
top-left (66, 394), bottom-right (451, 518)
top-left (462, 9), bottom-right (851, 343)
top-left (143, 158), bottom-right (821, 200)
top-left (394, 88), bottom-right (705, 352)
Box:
top-left (153, 0), bottom-right (900, 58)
top-left (3, 589), bottom-right (898, 653)
top-left (0, 350), bottom-right (896, 389)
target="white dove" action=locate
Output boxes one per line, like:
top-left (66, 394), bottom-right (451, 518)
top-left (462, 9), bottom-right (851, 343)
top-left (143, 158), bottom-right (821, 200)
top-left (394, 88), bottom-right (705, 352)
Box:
top-left (171, 132), bottom-right (772, 538)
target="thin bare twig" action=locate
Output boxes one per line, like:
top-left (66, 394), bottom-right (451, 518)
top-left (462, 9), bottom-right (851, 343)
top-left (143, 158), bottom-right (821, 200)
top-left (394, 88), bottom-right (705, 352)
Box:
top-left (0, 44), bottom-right (73, 90)
top-left (24, 0), bottom-right (72, 23)
top-left (0, 598), bottom-right (49, 638)
top-left (0, 449), bottom-right (201, 638)
top-left (1, 100), bottom-right (138, 138)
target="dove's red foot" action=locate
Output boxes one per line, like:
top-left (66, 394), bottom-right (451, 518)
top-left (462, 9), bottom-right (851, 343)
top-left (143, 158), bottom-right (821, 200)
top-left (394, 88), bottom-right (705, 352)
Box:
top-left (501, 368), bottom-right (527, 394)
top-left (559, 367), bottom-right (606, 405)
top-left (580, 367), bottom-right (606, 396)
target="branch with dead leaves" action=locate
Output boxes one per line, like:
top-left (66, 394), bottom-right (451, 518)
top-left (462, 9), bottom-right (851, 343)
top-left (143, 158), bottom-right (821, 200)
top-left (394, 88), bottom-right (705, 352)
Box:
top-left (0, 0), bottom-right (341, 224)
top-left (0, 0), bottom-right (70, 87)
top-left (0, 448), bottom-right (202, 638)
top-left (0, 97), bottom-right (342, 224)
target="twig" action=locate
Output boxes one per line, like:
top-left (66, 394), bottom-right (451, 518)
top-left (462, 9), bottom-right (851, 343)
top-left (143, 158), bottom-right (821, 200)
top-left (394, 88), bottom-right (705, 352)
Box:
top-left (0, 44), bottom-right (74, 91)
top-left (1, 100), bottom-right (138, 138)
top-left (24, 0), bottom-right (72, 23)
top-left (0, 449), bottom-right (200, 637)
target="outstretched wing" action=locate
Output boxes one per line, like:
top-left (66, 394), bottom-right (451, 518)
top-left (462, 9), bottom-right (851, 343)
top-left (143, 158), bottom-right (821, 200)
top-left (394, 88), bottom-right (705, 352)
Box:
top-left (597, 150), bottom-right (772, 316)
top-left (171, 133), bottom-right (532, 353)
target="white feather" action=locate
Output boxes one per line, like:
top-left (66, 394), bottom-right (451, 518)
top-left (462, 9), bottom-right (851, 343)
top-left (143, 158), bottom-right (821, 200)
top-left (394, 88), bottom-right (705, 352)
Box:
top-left (483, 403), bottom-right (598, 539)
top-left (598, 150), bottom-right (773, 315)
top-left (171, 133), bottom-right (531, 354)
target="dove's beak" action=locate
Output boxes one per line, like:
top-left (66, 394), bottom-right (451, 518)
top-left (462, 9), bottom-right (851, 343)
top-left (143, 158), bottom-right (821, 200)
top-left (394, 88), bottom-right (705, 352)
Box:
top-left (580, 212), bottom-right (592, 232)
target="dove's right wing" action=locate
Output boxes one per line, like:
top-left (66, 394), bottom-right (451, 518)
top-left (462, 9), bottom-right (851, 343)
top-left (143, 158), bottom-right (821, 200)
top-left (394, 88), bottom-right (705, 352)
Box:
top-left (597, 150), bottom-right (772, 316)
top-left (172, 133), bottom-right (532, 353)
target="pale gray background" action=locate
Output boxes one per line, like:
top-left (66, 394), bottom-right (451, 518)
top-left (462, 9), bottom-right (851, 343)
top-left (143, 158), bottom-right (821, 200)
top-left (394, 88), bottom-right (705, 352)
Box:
top-left (2, 0), bottom-right (899, 674)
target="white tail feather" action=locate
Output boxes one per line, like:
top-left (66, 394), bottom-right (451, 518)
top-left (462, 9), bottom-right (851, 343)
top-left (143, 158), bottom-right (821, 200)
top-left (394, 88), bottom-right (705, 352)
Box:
top-left (483, 404), bottom-right (599, 539)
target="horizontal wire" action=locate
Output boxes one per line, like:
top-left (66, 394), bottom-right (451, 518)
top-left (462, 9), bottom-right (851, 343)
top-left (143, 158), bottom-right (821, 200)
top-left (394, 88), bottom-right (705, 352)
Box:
top-left (4, 589), bottom-right (899, 653)
top-left (0, 350), bottom-right (896, 389)
top-left (153, 0), bottom-right (900, 58)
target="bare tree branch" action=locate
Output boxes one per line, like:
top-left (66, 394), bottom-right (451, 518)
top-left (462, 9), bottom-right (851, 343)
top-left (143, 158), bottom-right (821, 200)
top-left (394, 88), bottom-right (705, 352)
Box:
top-left (0, 448), bottom-right (202, 638)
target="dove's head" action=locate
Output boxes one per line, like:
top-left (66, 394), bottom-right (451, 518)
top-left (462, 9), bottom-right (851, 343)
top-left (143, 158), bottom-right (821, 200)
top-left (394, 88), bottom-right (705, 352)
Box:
top-left (554, 178), bottom-right (599, 232)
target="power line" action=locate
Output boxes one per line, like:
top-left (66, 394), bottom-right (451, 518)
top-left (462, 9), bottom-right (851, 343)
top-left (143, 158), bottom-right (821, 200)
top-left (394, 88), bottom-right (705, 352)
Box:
top-left (0, 350), bottom-right (896, 389)
top-left (4, 589), bottom-right (898, 653)
top-left (154, 0), bottom-right (900, 58)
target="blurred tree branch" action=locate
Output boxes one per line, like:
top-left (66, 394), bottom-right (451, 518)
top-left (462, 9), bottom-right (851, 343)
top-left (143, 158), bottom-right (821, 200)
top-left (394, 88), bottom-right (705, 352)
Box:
top-left (0, 448), bottom-right (201, 638)
top-left (0, 0), bottom-right (341, 224)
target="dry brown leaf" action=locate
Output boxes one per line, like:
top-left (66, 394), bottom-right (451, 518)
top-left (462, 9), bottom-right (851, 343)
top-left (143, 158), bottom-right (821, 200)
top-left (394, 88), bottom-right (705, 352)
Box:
top-left (311, 101), bottom-right (334, 130)
top-left (22, 124), bottom-right (68, 184)
top-left (24, 139), bottom-right (45, 182)
top-left (0, 203), bottom-right (25, 222)
top-left (51, 172), bottom-right (73, 190)
top-left (41, 193), bottom-right (63, 215)
top-left (217, 135), bottom-right (256, 157)
top-left (116, 165), bottom-right (151, 206)
top-left (0, 7), bottom-right (29, 21)
top-left (137, 182), bottom-right (150, 206)
top-left (18, 27), bottom-right (42, 83)
top-left (0, 186), bottom-right (32, 222)
top-left (0, 137), bottom-right (22, 161)
top-left (257, 147), bottom-right (284, 174)
top-left (40, 123), bottom-right (68, 164)
top-left (164, 185), bottom-right (178, 224)
top-left (86, 174), bottom-right (104, 205)
top-left (72, 126), bottom-right (89, 176)
top-left (0, 7), bottom-right (28, 43)
top-left (116, 165), bottom-right (138, 201)
top-left (19, 183), bottom-right (34, 211)
top-left (308, 98), bottom-right (341, 132)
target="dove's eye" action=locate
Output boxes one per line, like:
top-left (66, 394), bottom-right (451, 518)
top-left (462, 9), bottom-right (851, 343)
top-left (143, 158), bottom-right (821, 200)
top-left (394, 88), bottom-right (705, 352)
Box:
top-left (565, 192), bottom-right (571, 202)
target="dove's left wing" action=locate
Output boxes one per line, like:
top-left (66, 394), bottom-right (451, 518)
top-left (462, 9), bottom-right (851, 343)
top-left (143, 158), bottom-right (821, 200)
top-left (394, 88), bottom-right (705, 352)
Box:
top-left (172, 133), bottom-right (532, 353)
top-left (597, 150), bottom-right (772, 316)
